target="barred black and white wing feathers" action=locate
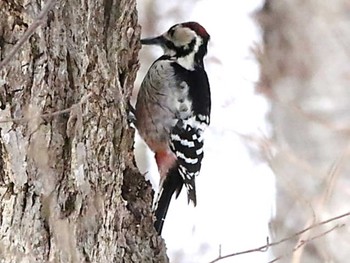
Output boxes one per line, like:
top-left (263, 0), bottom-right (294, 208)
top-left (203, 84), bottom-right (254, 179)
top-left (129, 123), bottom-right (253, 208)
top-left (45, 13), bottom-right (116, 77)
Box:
top-left (170, 120), bottom-right (204, 205)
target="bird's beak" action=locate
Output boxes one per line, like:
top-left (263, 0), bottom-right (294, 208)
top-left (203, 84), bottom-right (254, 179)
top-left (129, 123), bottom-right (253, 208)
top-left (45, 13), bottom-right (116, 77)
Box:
top-left (140, 35), bottom-right (165, 46)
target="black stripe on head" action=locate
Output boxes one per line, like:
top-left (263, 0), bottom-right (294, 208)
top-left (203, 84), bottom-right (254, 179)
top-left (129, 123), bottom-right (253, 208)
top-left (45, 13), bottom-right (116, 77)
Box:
top-left (164, 38), bottom-right (196, 58)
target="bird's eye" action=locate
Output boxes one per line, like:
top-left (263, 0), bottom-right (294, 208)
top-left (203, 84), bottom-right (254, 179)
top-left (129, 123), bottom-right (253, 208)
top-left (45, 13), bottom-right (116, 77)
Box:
top-left (168, 27), bottom-right (176, 37)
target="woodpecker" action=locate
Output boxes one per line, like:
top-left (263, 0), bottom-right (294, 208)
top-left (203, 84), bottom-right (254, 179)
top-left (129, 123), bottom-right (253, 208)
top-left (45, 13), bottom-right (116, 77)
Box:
top-left (135, 22), bottom-right (211, 234)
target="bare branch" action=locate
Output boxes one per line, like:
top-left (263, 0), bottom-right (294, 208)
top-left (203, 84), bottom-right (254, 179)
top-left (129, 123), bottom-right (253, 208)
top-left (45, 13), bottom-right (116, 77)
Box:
top-left (209, 211), bottom-right (350, 263)
top-left (0, 0), bottom-right (56, 70)
top-left (268, 224), bottom-right (344, 263)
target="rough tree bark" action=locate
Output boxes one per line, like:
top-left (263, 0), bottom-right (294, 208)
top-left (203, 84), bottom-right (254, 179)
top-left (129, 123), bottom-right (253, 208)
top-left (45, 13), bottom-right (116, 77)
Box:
top-left (0, 0), bottom-right (168, 262)
top-left (258, 0), bottom-right (350, 262)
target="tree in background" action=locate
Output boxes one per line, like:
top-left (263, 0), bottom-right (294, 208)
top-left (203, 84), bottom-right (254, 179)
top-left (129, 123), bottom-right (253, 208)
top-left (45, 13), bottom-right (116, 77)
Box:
top-left (258, 0), bottom-right (350, 261)
top-left (0, 0), bottom-right (167, 262)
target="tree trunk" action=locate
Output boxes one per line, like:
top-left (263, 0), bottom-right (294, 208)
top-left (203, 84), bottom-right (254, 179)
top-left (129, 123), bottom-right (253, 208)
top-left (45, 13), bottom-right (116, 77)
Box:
top-left (0, 0), bottom-right (167, 262)
top-left (258, 0), bottom-right (350, 262)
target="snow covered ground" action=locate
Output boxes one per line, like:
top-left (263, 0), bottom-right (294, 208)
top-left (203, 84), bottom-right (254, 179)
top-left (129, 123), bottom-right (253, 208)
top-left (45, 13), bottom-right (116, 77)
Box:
top-left (135, 1), bottom-right (275, 262)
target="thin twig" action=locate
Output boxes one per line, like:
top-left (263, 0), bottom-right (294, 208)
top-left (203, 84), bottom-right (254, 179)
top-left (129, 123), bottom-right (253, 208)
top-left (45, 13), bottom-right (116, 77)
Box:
top-left (268, 224), bottom-right (344, 263)
top-left (0, 0), bottom-right (56, 70)
top-left (208, 211), bottom-right (350, 263)
top-left (290, 140), bottom-right (350, 263)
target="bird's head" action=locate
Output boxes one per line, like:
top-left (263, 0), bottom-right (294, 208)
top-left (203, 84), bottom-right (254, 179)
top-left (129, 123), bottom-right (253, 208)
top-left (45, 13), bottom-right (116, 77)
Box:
top-left (141, 22), bottom-right (210, 68)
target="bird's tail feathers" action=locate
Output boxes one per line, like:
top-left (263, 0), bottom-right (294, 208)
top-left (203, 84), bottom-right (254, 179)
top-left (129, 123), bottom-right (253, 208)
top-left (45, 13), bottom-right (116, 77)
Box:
top-left (153, 165), bottom-right (183, 234)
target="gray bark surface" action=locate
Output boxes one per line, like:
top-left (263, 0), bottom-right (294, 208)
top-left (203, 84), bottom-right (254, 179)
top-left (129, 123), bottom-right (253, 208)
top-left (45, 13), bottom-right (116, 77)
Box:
top-left (0, 0), bottom-right (167, 262)
top-left (258, 1), bottom-right (350, 262)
